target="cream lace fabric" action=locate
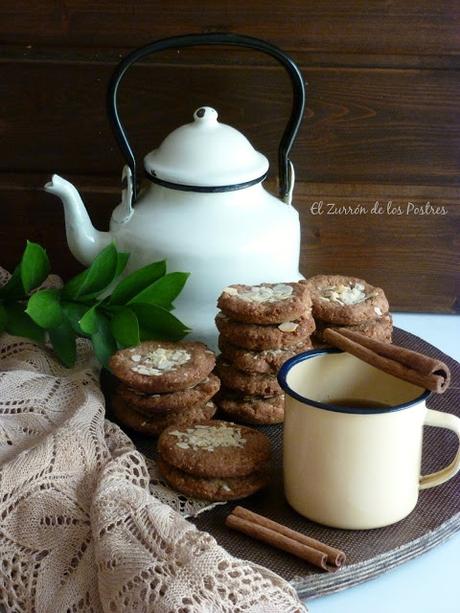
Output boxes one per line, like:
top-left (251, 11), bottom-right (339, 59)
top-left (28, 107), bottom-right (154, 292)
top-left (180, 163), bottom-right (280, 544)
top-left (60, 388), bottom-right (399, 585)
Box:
top-left (0, 270), bottom-right (306, 613)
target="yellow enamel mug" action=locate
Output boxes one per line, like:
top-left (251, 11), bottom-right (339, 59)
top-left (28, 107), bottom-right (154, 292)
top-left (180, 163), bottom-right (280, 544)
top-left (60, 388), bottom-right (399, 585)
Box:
top-left (278, 349), bottom-right (460, 530)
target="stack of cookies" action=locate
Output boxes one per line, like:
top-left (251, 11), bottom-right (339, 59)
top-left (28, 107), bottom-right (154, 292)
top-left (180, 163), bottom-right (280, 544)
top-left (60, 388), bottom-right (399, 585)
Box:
top-left (109, 340), bottom-right (220, 436)
top-left (303, 275), bottom-right (393, 345)
top-left (157, 420), bottom-right (271, 501)
top-left (214, 282), bottom-right (315, 425)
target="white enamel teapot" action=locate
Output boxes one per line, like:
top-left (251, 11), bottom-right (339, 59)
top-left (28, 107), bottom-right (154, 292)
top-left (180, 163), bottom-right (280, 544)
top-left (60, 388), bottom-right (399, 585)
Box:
top-left (45, 33), bottom-right (306, 345)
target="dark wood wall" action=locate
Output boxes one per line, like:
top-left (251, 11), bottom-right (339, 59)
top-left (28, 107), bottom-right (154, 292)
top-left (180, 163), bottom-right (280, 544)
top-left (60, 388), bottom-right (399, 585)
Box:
top-left (1, 1), bottom-right (459, 312)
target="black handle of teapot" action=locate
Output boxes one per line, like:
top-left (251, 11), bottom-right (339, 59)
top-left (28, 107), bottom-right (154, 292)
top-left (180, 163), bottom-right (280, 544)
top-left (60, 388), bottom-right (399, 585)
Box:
top-left (107, 32), bottom-right (306, 203)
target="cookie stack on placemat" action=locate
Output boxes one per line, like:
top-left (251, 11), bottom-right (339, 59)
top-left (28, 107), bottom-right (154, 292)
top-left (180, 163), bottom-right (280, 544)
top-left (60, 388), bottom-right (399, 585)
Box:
top-left (109, 340), bottom-right (220, 436)
top-left (214, 282), bottom-right (315, 425)
top-left (157, 420), bottom-right (272, 501)
top-left (304, 275), bottom-right (393, 346)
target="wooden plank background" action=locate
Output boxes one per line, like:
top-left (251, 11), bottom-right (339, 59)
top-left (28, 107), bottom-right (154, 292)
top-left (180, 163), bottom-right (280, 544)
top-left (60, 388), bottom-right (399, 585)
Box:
top-left (1, 1), bottom-right (459, 312)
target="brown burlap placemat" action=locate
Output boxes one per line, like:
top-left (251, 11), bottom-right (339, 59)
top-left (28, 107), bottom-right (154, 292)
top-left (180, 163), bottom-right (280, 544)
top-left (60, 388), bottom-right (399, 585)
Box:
top-left (108, 328), bottom-right (460, 599)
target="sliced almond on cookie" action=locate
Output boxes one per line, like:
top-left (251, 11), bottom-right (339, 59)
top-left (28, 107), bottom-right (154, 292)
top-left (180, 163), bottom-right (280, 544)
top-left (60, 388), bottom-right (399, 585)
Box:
top-left (278, 321), bottom-right (299, 332)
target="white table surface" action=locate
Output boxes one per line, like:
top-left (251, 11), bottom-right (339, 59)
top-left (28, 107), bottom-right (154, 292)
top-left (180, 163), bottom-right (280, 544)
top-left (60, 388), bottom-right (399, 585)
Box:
top-left (306, 313), bottom-right (460, 613)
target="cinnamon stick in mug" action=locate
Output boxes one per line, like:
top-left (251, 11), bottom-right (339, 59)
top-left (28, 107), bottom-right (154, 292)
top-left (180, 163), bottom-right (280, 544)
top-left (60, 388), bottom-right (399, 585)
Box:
top-left (323, 328), bottom-right (451, 394)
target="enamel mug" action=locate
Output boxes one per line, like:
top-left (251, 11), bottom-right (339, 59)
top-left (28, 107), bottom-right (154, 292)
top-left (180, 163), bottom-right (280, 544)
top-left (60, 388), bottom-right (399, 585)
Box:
top-left (278, 349), bottom-right (460, 530)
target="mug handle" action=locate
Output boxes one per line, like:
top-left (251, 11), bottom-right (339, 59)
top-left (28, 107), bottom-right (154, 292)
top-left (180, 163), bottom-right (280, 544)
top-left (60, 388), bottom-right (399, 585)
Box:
top-left (419, 408), bottom-right (460, 489)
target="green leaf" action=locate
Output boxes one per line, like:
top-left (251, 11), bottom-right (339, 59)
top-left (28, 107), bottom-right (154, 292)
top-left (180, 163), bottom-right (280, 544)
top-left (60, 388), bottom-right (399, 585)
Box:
top-left (131, 303), bottom-right (190, 342)
top-left (99, 302), bottom-right (123, 315)
top-left (77, 243), bottom-right (119, 297)
top-left (49, 319), bottom-right (76, 368)
top-left (109, 260), bottom-right (166, 305)
top-left (91, 313), bottom-right (117, 368)
top-left (128, 272), bottom-right (190, 308)
top-left (5, 304), bottom-right (45, 343)
top-left (0, 241), bottom-right (49, 300)
top-left (0, 268), bottom-right (26, 301)
top-left (20, 241), bottom-right (50, 293)
top-left (115, 251), bottom-right (130, 277)
top-left (63, 243), bottom-right (118, 300)
top-left (62, 270), bottom-right (87, 301)
top-left (25, 289), bottom-right (63, 329)
top-left (79, 305), bottom-right (99, 335)
top-left (110, 306), bottom-right (140, 347)
top-left (61, 302), bottom-right (90, 336)
top-left (0, 304), bottom-right (7, 333)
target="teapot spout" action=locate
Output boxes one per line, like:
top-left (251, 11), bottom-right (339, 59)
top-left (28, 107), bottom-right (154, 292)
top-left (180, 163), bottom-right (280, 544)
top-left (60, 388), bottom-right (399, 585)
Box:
top-left (44, 174), bottom-right (112, 266)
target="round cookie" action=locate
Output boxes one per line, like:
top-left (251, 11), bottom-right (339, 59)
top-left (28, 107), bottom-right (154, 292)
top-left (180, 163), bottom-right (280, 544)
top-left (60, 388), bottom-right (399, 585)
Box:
top-left (215, 357), bottom-right (282, 396)
top-left (303, 275), bottom-right (389, 325)
top-left (117, 373), bottom-right (220, 415)
top-left (216, 390), bottom-right (285, 425)
top-left (314, 313), bottom-right (393, 344)
top-left (109, 341), bottom-right (215, 393)
top-left (157, 457), bottom-right (269, 502)
top-left (215, 313), bottom-right (316, 351)
top-left (218, 338), bottom-right (312, 374)
top-left (158, 420), bottom-right (271, 478)
top-left (111, 395), bottom-right (216, 436)
top-left (217, 282), bottom-right (312, 324)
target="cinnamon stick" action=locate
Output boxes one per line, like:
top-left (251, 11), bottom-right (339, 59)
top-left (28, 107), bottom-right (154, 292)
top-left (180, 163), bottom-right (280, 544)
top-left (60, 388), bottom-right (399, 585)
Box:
top-left (323, 327), bottom-right (451, 394)
top-left (226, 506), bottom-right (346, 572)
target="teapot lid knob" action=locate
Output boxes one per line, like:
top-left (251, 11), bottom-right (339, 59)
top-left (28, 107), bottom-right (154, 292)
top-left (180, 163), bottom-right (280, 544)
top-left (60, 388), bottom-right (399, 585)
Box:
top-left (193, 106), bottom-right (218, 123)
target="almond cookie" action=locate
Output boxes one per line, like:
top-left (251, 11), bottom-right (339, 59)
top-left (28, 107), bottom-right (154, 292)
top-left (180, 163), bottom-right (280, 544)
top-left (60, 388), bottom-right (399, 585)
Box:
top-left (157, 457), bottom-right (269, 502)
top-left (215, 357), bottom-right (282, 396)
top-left (109, 341), bottom-right (215, 393)
top-left (314, 313), bottom-right (393, 344)
top-left (117, 373), bottom-right (220, 415)
top-left (215, 313), bottom-right (316, 351)
top-left (217, 282), bottom-right (312, 324)
top-left (218, 338), bottom-right (312, 374)
top-left (111, 395), bottom-right (216, 436)
top-left (216, 389), bottom-right (285, 425)
top-left (303, 275), bottom-right (389, 325)
top-left (157, 420), bottom-right (271, 478)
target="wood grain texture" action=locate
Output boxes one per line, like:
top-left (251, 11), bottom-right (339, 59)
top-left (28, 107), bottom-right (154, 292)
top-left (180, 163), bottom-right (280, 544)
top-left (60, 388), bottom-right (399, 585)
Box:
top-left (1, 175), bottom-right (458, 313)
top-left (0, 61), bottom-right (459, 186)
top-left (1, 1), bottom-right (459, 63)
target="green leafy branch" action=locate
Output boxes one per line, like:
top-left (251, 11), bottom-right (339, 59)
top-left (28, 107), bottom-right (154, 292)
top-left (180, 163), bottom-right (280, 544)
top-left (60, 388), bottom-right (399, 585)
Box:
top-left (0, 241), bottom-right (191, 367)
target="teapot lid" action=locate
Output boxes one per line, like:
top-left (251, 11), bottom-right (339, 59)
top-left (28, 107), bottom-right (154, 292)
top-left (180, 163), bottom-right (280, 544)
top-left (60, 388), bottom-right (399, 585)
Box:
top-left (144, 107), bottom-right (269, 191)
